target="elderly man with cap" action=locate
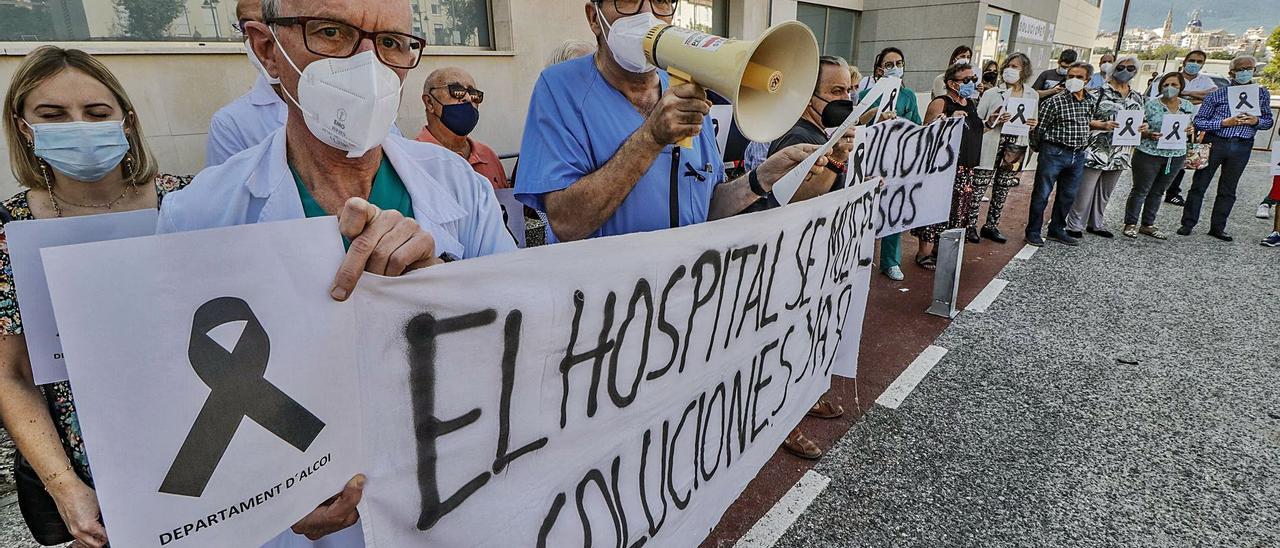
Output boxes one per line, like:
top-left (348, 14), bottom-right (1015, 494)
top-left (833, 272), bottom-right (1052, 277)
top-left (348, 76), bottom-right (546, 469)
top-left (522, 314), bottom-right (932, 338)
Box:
top-left (159, 0), bottom-right (515, 544)
top-left (416, 66), bottom-right (508, 189)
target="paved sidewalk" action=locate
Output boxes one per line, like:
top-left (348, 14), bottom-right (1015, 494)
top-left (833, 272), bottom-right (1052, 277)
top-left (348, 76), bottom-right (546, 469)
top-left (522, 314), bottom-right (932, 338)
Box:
top-left (772, 159), bottom-right (1279, 547)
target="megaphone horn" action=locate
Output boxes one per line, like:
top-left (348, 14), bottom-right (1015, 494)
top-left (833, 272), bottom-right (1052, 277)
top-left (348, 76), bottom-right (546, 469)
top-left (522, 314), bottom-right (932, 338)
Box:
top-left (642, 22), bottom-right (820, 148)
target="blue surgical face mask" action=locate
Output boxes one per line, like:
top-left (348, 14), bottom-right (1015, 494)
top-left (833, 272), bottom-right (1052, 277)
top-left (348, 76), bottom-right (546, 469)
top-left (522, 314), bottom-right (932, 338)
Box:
top-left (958, 81), bottom-right (978, 98)
top-left (1162, 85), bottom-right (1181, 99)
top-left (436, 101), bottom-right (480, 137)
top-left (26, 120), bottom-right (130, 182)
top-left (1183, 62), bottom-right (1202, 75)
top-left (1233, 69), bottom-right (1254, 85)
top-left (885, 66), bottom-right (904, 79)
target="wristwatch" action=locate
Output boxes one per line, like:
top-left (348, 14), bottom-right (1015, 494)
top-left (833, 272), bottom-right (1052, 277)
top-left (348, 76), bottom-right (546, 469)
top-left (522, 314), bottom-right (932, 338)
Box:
top-left (748, 169), bottom-right (769, 198)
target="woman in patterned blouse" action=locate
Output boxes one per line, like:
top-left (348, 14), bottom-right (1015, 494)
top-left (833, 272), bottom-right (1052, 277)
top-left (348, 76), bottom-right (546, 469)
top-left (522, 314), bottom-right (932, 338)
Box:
top-left (1066, 55), bottom-right (1148, 239)
top-left (0, 46), bottom-right (189, 547)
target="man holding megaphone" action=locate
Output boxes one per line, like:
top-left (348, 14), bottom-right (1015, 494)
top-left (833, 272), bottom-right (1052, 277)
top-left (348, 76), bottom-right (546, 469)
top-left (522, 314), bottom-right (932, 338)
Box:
top-left (516, 0), bottom-right (844, 243)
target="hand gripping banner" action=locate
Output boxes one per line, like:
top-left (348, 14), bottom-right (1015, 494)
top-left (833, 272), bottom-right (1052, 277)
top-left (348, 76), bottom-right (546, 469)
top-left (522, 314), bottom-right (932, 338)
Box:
top-left (159, 297), bottom-right (326, 497)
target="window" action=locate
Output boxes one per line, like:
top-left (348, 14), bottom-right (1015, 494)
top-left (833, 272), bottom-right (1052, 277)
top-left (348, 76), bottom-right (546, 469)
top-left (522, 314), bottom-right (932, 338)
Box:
top-left (796, 2), bottom-right (858, 62)
top-left (672, 0), bottom-right (727, 37)
top-left (411, 0), bottom-right (491, 48)
top-left (981, 8), bottom-right (1014, 65)
top-left (0, 0), bottom-right (494, 49)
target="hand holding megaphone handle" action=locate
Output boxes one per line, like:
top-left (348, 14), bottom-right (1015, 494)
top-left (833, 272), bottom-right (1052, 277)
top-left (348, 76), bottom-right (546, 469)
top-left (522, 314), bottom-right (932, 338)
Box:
top-left (668, 67), bottom-right (704, 149)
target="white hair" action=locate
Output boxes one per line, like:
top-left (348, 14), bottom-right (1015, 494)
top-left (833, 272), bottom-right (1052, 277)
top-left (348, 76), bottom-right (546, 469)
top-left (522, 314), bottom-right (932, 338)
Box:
top-left (1108, 54), bottom-right (1139, 81)
top-left (546, 40), bottom-right (596, 68)
top-left (1232, 55), bottom-right (1257, 70)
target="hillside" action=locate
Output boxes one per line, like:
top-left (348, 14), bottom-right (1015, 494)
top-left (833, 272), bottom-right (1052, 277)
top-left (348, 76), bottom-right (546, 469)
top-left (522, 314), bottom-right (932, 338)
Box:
top-left (1099, 0), bottom-right (1278, 36)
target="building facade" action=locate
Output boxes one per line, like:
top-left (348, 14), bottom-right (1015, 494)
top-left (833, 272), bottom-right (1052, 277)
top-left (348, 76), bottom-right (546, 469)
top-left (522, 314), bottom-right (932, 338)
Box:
top-left (0, 0), bottom-right (1101, 194)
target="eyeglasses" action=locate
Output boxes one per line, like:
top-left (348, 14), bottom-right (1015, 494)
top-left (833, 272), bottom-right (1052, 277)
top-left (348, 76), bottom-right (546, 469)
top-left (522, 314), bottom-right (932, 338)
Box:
top-left (266, 16), bottom-right (427, 69)
top-left (880, 60), bottom-right (905, 70)
top-left (951, 76), bottom-right (978, 84)
top-left (600, 0), bottom-right (679, 16)
top-left (1114, 65), bottom-right (1137, 73)
top-left (430, 83), bottom-right (485, 105)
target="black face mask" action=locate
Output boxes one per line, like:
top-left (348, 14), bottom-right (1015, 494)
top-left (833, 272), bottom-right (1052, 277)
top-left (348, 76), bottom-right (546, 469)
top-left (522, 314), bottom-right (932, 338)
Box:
top-left (982, 71), bottom-right (997, 85)
top-left (816, 97), bottom-right (854, 128)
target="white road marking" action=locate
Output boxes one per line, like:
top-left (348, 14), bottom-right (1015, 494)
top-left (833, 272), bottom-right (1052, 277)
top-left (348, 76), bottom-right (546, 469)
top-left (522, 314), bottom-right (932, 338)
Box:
top-left (1014, 244), bottom-right (1038, 260)
top-left (876, 345), bottom-right (948, 409)
top-left (965, 279), bottom-right (1009, 313)
top-left (735, 470), bottom-right (832, 548)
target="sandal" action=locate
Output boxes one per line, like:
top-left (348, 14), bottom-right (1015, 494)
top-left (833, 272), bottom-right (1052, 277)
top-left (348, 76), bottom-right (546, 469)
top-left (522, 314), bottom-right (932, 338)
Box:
top-left (1122, 224), bottom-right (1139, 238)
top-left (1139, 225), bottom-right (1168, 240)
top-left (782, 429), bottom-right (822, 460)
top-left (807, 400), bottom-right (845, 419)
top-left (915, 254), bottom-right (937, 271)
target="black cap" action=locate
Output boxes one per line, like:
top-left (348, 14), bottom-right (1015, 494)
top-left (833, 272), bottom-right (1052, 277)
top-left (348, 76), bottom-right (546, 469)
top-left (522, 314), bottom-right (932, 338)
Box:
top-left (1059, 49), bottom-right (1078, 64)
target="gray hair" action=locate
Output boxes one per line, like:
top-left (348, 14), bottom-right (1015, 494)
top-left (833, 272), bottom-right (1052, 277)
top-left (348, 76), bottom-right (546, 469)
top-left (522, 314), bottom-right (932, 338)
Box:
top-left (1108, 54), bottom-right (1139, 82)
top-left (1069, 61), bottom-right (1093, 78)
top-left (1232, 55), bottom-right (1258, 70)
top-left (261, 0), bottom-right (280, 21)
top-left (815, 55), bottom-right (850, 92)
top-left (546, 40), bottom-right (596, 68)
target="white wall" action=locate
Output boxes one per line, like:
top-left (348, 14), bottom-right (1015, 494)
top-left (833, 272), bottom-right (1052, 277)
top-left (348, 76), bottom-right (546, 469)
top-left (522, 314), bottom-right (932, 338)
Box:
top-left (1054, 0), bottom-right (1102, 51)
top-left (0, 0), bottom-right (593, 197)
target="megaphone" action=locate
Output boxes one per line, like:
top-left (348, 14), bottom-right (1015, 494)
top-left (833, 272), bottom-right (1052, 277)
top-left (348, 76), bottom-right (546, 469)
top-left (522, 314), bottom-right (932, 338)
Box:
top-left (642, 21), bottom-right (820, 148)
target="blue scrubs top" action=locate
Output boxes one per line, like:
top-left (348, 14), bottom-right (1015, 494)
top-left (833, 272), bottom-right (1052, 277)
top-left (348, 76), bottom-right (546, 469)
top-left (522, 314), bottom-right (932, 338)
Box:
top-left (515, 54), bottom-right (724, 242)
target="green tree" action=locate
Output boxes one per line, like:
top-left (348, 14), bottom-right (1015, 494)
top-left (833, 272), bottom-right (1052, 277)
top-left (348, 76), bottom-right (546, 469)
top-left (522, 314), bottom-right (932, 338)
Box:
top-left (0, 5), bottom-right (54, 40)
top-left (1262, 26), bottom-right (1280, 89)
top-left (441, 0), bottom-right (490, 47)
top-left (1208, 51), bottom-right (1234, 60)
top-left (113, 0), bottom-right (186, 40)
top-left (1151, 44), bottom-right (1188, 60)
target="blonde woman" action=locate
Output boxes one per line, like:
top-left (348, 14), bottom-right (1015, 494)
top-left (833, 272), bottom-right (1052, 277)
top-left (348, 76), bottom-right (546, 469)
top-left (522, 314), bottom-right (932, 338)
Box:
top-left (971, 53), bottom-right (1039, 243)
top-left (0, 46), bottom-right (187, 547)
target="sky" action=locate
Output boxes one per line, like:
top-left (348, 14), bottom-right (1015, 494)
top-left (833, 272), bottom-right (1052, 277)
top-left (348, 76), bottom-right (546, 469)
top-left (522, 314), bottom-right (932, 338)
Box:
top-left (1097, 0), bottom-right (1279, 36)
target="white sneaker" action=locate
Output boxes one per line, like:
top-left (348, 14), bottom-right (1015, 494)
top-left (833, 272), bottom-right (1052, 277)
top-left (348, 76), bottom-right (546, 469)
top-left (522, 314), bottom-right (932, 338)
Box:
top-left (1258, 204), bottom-right (1274, 219)
top-left (884, 265), bottom-right (905, 281)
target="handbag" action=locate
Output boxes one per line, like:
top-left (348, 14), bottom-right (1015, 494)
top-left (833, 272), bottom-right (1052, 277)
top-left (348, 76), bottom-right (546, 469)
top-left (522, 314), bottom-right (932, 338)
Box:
top-left (996, 137), bottom-right (1029, 176)
top-left (1184, 132), bottom-right (1212, 170)
top-left (13, 453), bottom-right (75, 546)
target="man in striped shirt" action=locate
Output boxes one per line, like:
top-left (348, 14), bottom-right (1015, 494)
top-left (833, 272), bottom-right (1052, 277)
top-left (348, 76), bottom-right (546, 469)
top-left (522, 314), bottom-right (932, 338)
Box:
top-left (1179, 56), bottom-right (1275, 241)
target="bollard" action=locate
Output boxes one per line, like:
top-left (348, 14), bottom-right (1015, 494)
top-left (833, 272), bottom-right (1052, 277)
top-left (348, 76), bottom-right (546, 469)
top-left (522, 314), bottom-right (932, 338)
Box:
top-left (927, 228), bottom-right (965, 319)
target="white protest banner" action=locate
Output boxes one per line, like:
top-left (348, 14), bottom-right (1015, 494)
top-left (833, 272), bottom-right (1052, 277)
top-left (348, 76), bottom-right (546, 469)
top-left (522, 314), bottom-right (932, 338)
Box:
top-left (1228, 84), bottom-right (1262, 117)
top-left (42, 217), bottom-right (363, 548)
top-left (710, 104), bottom-right (734, 155)
top-left (772, 76), bottom-right (899, 205)
top-left (5, 208), bottom-right (158, 385)
top-left (354, 181), bottom-right (880, 547)
top-left (1001, 97), bottom-right (1036, 137)
top-left (495, 188), bottom-right (528, 248)
top-left (852, 117), bottom-right (966, 238)
top-left (874, 77), bottom-right (904, 122)
top-left (1111, 110), bottom-right (1144, 146)
top-left (1158, 114), bottom-right (1192, 150)
top-left (1271, 145), bottom-right (1280, 176)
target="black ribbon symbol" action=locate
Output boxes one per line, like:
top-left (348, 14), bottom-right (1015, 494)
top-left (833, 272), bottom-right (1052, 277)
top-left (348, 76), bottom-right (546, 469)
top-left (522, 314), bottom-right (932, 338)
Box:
top-left (1010, 103), bottom-right (1028, 124)
top-left (1119, 117), bottom-right (1137, 136)
top-left (1165, 121), bottom-right (1182, 141)
top-left (1237, 91), bottom-right (1254, 111)
top-left (159, 297), bottom-right (325, 497)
